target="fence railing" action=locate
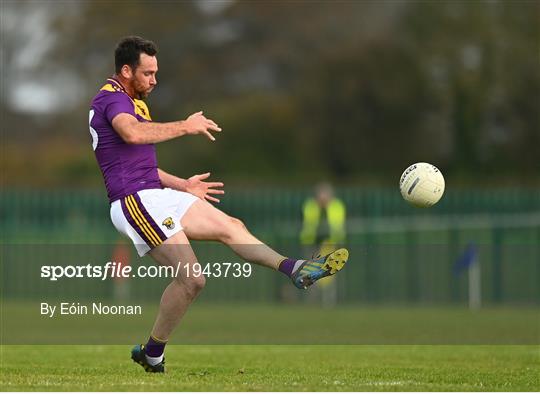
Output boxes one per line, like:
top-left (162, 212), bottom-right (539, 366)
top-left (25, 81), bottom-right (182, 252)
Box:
top-left (1, 188), bottom-right (539, 305)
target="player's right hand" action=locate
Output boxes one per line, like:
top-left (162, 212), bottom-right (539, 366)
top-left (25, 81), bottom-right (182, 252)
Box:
top-left (184, 111), bottom-right (222, 141)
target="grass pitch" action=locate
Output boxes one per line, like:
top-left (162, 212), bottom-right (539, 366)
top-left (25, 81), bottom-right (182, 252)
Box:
top-left (3, 303), bottom-right (539, 345)
top-left (1, 345), bottom-right (538, 391)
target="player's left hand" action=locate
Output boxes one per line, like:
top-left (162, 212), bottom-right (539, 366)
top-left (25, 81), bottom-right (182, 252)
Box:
top-left (185, 172), bottom-right (225, 203)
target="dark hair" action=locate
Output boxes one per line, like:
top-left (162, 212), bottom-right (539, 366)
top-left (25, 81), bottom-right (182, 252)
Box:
top-left (114, 36), bottom-right (158, 74)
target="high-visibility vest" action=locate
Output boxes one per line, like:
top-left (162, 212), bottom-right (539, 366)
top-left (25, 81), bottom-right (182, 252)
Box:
top-left (300, 198), bottom-right (346, 245)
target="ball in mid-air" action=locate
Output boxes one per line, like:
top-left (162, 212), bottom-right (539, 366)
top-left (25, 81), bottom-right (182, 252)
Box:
top-left (399, 162), bottom-right (445, 207)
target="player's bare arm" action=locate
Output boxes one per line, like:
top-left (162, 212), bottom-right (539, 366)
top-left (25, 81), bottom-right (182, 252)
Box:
top-left (158, 169), bottom-right (225, 203)
top-left (112, 110), bottom-right (221, 144)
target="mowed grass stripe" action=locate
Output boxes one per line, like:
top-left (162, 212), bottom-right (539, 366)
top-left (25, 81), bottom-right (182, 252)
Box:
top-left (1, 345), bottom-right (538, 391)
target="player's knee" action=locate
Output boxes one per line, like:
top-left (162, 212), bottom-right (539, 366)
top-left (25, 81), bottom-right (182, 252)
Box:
top-left (219, 216), bottom-right (246, 243)
top-left (229, 216), bottom-right (247, 233)
top-left (184, 273), bottom-right (206, 297)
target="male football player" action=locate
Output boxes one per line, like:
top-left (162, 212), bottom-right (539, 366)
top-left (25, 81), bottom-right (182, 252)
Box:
top-left (89, 36), bottom-right (349, 372)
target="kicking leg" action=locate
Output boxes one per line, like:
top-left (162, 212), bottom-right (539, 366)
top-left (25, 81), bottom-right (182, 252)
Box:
top-left (181, 199), bottom-right (286, 269)
top-left (180, 200), bottom-right (349, 288)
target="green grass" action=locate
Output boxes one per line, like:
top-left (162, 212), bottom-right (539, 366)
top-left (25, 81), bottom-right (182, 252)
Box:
top-left (1, 345), bottom-right (538, 391)
top-left (3, 302), bottom-right (539, 344)
top-left (2, 303), bottom-right (539, 390)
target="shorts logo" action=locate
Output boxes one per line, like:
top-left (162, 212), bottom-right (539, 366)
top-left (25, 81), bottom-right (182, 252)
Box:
top-left (162, 217), bottom-right (175, 230)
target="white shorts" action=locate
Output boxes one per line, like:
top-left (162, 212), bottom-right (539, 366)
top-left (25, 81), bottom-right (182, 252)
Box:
top-left (110, 188), bottom-right (198, 257)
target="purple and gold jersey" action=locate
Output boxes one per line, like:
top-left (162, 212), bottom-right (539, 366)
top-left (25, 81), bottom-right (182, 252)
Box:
top-left (89, 78), bottom-right (162, 203)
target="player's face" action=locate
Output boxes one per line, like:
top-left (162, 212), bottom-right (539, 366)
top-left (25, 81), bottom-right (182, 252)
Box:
top-left (130, 53), bottom-right (158, 99)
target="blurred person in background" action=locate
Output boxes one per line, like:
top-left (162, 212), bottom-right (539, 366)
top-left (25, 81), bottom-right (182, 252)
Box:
top-left (300, 182), bottom-right (347, 306)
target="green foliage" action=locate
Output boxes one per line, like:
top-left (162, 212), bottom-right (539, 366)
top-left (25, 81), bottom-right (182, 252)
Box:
top-left (2, 0), bottom-right (539, 186)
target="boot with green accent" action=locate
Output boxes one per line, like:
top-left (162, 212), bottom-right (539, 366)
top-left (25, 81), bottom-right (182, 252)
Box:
top-left (131, 344), bottom-right (165, 373)
top-left (291, 248), bottom-right (349, 289)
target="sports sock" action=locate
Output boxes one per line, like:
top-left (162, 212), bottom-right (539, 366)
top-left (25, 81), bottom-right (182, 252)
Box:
top-left (278, 258), bottom-right (305, 277)
top-left (146, 354), bottom-right (164, 366)
top-left (145, 335), bottom-right (166, 365)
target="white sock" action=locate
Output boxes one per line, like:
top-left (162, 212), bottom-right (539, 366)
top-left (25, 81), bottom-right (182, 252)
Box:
top-left (292, 260), bottom-right (305, 274)
top-left (145, 354), bottom-right (164, 366)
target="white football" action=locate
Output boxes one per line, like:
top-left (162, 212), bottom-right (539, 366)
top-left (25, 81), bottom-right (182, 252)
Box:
top-left (399, 162), bottom-right (445, 208)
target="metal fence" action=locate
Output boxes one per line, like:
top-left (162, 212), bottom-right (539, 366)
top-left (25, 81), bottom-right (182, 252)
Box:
top-left (1, 188), bottom-right (539, 305)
